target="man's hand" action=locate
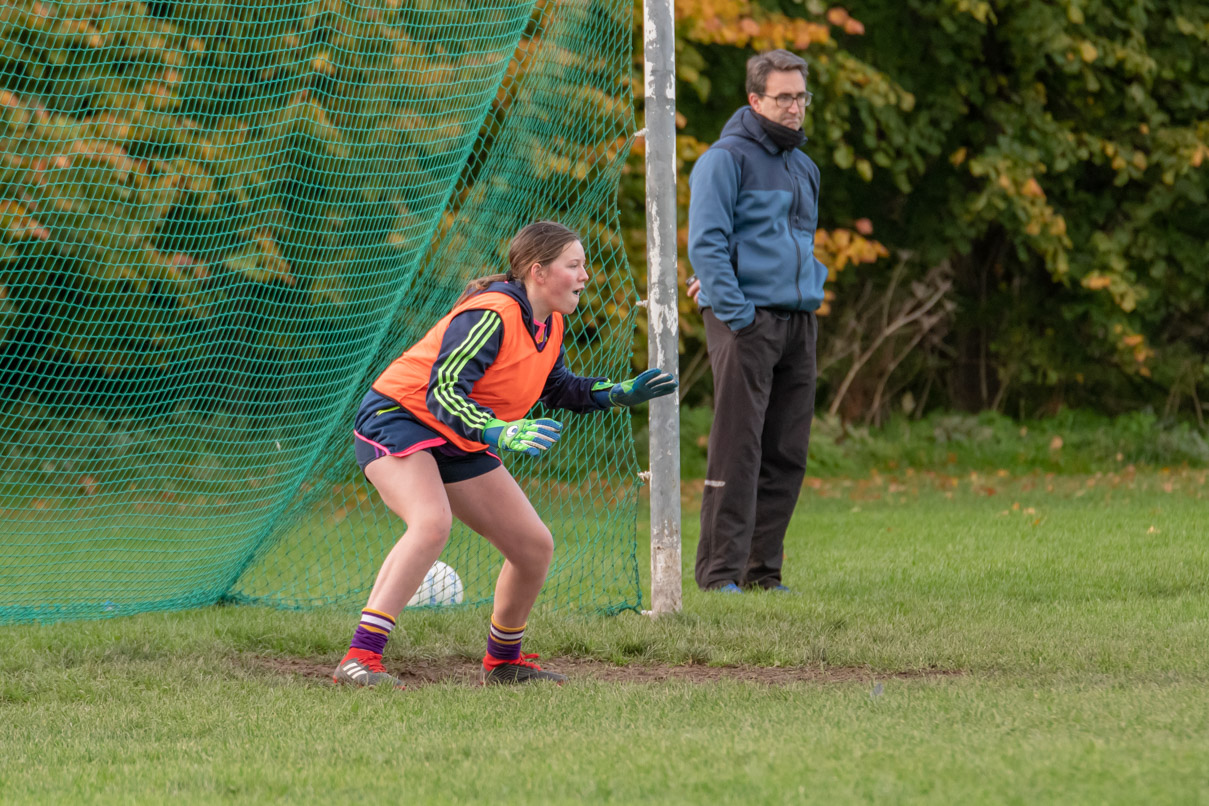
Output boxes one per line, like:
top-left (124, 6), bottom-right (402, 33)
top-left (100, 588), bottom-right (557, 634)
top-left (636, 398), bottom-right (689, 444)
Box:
top-left (594, 368), bottom-right (678, 408)
top-left (686, 274), bottom-right (701, 304)
top-left (482, 418), bottom-right (563, 456)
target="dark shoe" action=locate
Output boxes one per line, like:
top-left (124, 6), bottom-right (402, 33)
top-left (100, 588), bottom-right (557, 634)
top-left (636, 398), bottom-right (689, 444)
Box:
top-left (480, 653), bottom-right (567, 685)
top-left (710, 582), bottom-right (743, 593)
top-left (332, 650), bottom-right (406, 689)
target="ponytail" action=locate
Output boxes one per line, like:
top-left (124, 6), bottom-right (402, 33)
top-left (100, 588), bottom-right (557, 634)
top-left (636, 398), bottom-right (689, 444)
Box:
top-left (456, 273), bottom-right (508, 305)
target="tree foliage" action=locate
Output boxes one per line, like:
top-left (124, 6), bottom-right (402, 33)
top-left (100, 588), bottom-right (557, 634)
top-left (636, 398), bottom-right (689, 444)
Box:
top-left (3, 0), bottom-right (1207, 428)
top-left (0, 0), bottom-right (528, 411)
top-left (657, 0), bottom-right (1209, 424)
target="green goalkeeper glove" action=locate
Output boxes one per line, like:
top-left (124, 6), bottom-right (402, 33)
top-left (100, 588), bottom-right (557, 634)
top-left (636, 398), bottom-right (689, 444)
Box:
top-left (482, 417), bottom-right (563, 456)
top-left (592, 368), bottom-right (678, 408)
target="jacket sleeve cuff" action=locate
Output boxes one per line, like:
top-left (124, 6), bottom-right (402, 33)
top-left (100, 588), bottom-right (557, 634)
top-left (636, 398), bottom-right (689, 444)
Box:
top-left (727, 308), bottom-right (756, 332)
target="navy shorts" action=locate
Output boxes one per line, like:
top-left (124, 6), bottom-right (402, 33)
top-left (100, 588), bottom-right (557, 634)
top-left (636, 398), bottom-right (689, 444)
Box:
top-left (353, 390), bottom-right (501, 484)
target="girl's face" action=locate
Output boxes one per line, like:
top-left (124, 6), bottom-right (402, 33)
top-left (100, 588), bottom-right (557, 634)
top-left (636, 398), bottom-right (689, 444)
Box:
top-left (528, 240), bottom-right (589, 318)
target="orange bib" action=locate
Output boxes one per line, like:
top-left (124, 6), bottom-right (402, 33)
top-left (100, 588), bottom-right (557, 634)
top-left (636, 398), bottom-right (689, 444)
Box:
top-left (371, 292), bottom-right (565, 452)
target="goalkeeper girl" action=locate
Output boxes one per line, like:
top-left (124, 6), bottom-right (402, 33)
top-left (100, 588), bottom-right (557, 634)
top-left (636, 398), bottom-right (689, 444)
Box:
top-left (334, 220), bottom-right (676, 687)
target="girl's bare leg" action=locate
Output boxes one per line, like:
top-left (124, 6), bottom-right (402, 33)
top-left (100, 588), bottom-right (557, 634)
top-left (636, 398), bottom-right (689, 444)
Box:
top-left (362, 452), bottom-right (453, 617)
top-left (444, 465), bottom-right (553, 628)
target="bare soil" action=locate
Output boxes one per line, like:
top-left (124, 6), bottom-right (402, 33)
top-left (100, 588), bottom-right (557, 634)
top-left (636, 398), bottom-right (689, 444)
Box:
top-left (241, 654), bottom-right (964, 688)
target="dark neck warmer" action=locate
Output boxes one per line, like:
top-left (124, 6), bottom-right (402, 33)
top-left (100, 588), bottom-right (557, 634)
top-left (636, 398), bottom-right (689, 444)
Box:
top-left (755, 112), bottom-right (806, 152)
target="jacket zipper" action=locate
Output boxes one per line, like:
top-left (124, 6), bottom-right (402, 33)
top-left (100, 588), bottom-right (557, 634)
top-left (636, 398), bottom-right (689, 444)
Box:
top-left (785, 153), bottom-right (803, 310)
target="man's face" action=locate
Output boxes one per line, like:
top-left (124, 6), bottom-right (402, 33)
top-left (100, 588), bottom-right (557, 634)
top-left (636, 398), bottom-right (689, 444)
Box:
top-left (749, 69), bottom-right (809, 130)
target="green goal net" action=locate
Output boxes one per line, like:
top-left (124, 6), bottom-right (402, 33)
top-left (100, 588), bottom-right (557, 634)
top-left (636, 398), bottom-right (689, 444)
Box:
top-left (0, 0), bottom-right (643, 624)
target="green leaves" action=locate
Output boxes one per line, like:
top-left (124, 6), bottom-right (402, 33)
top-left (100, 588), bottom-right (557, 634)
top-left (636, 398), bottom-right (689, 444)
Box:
top-left (661, 0), bottom-right (1209, 417)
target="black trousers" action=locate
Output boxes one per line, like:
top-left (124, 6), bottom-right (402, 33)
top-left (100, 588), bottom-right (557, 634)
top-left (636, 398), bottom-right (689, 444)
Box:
top-left (695, 307), bottom-right (817, 590)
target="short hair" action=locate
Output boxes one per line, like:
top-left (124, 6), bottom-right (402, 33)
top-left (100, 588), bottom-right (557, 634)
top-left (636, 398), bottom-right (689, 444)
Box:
top-left (745, 49), bottom-right (809, 96)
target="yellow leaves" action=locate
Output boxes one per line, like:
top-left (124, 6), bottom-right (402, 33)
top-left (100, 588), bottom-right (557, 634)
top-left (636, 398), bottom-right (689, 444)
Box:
top-left (825, 6), bottom-right (865, 34)
top-left (950, 147), bottom-right (968, 166)
top-left (948, 0), bottom-right (995, 23)
top-left (833, 143), bottom-right (854, 169)
top-left (226, 230), bottom-right (295, 287)
top-left (1079, 41), bottom-right (1098, 63)
top-left (815, 226), bottom-right (889, 276)
top-left (70, 139), bottom-right (137, 182)
top-left (676, 135), bottom-right (711, 163)
top-left (677, 0), bottom-right (836, 49)
top-left (311, 52), bottom-right (336, 76)
top-left (0, 200), bottom-right (50, 241)
top-left (996, 173), bottom-right (1013, 192)
top-left (1020, 177), bottom-right (1045, 198)
top-left (1083, 274), bottom-right (1112, 290)
top-left (1192, 145), bottom-right (1207, 168)
top-left (1120, 331), bottom-right (1154, 374)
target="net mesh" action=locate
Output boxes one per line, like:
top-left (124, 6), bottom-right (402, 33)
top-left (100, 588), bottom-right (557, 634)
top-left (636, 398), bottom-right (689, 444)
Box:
top-left (0, 0), bottom-right (642, 624)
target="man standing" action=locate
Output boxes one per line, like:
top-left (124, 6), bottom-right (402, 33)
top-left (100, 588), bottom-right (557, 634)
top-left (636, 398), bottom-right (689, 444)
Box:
top-left (687, 49), bottom-right (825, 593)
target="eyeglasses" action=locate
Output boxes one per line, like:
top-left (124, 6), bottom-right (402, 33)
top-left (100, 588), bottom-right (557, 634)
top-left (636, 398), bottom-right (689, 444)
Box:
top-left (760, 91), bottom-right (813, 109)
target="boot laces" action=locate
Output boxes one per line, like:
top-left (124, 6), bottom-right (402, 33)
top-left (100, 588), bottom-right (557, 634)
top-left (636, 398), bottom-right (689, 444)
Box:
top-left (346, 650), bottom-right (388, 673)
top-left (515, 652), bottom-right (543, 670)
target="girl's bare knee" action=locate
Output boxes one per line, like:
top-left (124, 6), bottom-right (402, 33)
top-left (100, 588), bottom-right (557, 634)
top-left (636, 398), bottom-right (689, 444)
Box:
top-left (519, 526), bottom-right (554, 570)
top-left (404, 510), bottom-right (452, 552)
top-left (535, 526), bottom-right (554, 563)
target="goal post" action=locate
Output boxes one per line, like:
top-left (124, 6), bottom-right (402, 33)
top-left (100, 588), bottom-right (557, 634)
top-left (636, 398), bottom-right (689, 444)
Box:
top-left (642, 0), bottom-right (682, 615)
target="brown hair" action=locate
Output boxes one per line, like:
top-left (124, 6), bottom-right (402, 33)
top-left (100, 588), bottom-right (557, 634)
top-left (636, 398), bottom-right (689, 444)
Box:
top-left (745, 49), bottom-right (809, 96)
top-left (457, 220), bottom-right (581, 304)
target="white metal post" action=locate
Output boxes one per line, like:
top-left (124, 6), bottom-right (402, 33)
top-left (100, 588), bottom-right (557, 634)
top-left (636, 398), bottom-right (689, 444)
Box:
top-left (642, 0), bottom-right (681, 615)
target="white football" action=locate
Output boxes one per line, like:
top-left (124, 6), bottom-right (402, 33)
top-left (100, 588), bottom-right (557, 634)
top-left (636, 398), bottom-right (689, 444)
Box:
top-left (407, 560), bottom-right (464, 607)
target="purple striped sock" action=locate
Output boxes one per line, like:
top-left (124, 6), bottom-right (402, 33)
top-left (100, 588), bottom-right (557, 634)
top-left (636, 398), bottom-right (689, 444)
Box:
top-left (486, 618), bottom-right (525, 662)
top-left (349, 608), bottom-right (395, 655)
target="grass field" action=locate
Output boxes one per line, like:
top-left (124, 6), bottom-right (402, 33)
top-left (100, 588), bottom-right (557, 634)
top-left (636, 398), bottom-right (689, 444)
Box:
top-left (2, 468), bottom-right (1208, 803)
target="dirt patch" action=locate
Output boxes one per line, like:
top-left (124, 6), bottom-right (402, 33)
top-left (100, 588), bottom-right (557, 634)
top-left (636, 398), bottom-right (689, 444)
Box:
top-left (240, 654), bottom-right (963, 688)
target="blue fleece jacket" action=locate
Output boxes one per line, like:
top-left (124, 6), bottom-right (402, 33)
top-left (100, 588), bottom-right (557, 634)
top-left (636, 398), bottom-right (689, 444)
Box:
top-left (687, 106), bottom-right (827, 330)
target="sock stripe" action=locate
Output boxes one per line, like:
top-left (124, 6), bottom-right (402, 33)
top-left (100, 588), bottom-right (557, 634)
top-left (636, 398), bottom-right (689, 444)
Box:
top-left (350, 609), bottom-right (396, 655)
top-left (486, 618), bottom-right (526, 662)
top-left (360, 613), bottom-right (396, 631)
top-left (490, 634), bottom-right (523, 645)
top-left (490, 624), bottom-right (524, 638)
top-left (362, 608), bottom-right (395, 622)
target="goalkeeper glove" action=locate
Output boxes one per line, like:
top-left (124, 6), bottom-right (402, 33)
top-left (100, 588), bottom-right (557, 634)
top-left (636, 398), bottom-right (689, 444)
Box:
top-left (482, 417), bottom-right (563, 456)
top-left (592, 368), bottom-right (678, 408)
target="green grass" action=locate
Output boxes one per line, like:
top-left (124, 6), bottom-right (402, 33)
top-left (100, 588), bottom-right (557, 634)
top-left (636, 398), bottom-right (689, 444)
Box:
top-left (2, 470), bottom-right (1208, 803)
